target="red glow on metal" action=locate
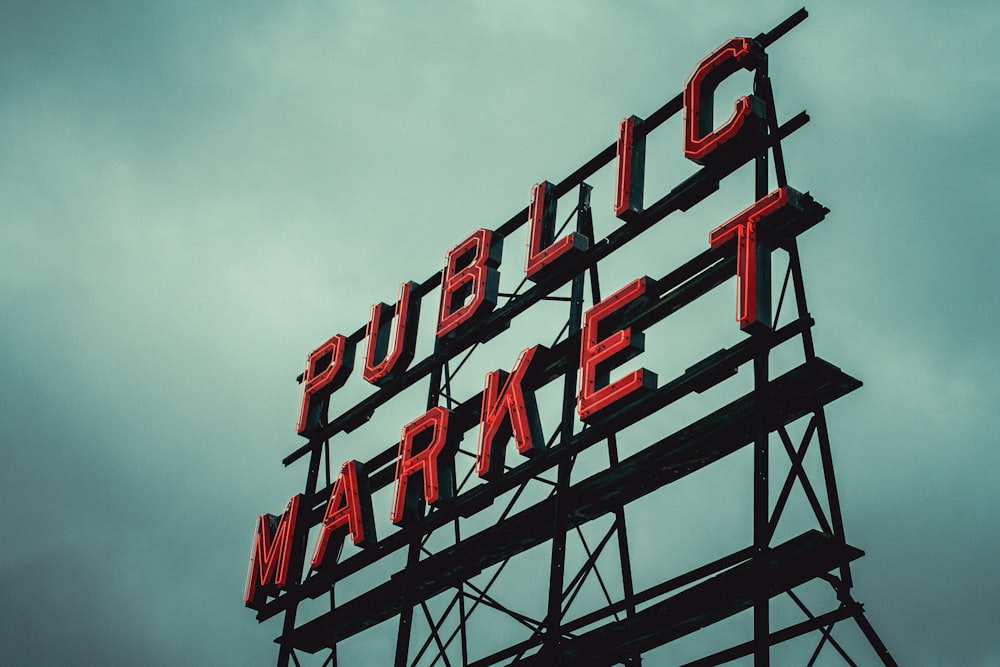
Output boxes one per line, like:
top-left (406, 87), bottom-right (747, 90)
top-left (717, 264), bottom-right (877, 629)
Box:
top-left (709, 187), bottom-right (789, 331)
top-left (390, 406), bottom-right (460, 526)
top-left (437, 229), bottom-right (502, 339)
top-left (363, 281), bottom-right (420, 386)
top-left (578, 277), bottom-right (657, 422)
top-left (310, 461), bottom-right (375, 571)
top-left (297, 335), bottom-right (353, 436)
top-left (525, 181), bottom-right (588, 281)
top-left (244, 494), bottom-right (301, 608)
top-left (244, 13), bottom-right (898, 666)
top-left (684, 37), bottom-right (762, 165)
top-left (476, 345), bottom-right (545, 480)
top-left (614, 116), bottom-right (645, 221)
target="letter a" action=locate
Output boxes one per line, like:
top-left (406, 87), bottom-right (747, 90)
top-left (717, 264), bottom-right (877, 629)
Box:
top-left (310, 460), bottom-right (376, 571)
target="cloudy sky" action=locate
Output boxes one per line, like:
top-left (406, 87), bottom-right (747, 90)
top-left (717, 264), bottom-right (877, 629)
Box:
top-left (2, 1), bottom-right (998, 665)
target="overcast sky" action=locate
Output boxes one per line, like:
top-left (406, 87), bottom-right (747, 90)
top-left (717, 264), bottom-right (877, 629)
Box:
top-left (2, 1), bottom-right (998, 665)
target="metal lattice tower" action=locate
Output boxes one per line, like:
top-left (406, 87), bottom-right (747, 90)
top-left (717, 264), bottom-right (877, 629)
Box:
top-left (247, 9), bottom-right (897, 666)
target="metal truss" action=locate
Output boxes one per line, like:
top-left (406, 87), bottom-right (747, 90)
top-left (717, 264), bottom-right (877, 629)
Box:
top-left (255, 9), bottom-right (898, 666)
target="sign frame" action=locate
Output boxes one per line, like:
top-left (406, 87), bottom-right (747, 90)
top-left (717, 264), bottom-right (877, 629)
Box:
top-left (245, 9), bottom-right (897, 666)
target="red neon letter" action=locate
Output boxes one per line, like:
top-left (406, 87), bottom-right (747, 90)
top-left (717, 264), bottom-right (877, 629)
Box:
top-left (310, 460), bottom-right (375, 571)
top-left (578, 277), bottom-right (658, 422)
top-left (296, 334), bottom-right (354, 436)
top-left (436, 229), bottom-right (502, 340)
top-left (476, 345), bottom-right (545, 480)
top-left (363, 281), bottom-right (421, 386)
top-left (709, 187), bottom-right (795, 333)
top-left (244, 495), bottom-right (301, 609)
top-left (614, 116), bottom-right (645, 221)
top-left (684, 37), bottom-right (766, 165)
top-left (390, 406), bottom-right (461, 526)
top-left (525, 181), bottom-right (588, 281)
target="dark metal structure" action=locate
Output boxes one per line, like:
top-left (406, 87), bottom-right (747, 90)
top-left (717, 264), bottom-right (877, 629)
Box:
top-left (251, 9), bottom-right (896, 666)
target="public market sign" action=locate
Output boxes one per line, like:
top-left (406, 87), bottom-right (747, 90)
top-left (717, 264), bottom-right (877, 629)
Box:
top-left (246, 29), bottom-right (816, 615)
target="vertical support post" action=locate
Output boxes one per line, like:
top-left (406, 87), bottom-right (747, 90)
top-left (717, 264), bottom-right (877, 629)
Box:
top-left (394, 542), bottom-right (421, 667)
top-left (815, 409), bottom-right (852, 587)
top-left (788, 238), bottom-right (851, 587)
top-left (752, 62), bottom-right (771, 667)
top-left (581, 188), bottom-right (640, 665)
top-left (455, 516), bottom-right (469, 666)
top-left (608, 434), bottom-right (641, 666)
top-left (544, 184), bottom-right (590, 657)
top-left (752, 334), bottom-right (770, 667)
top-left (395, 365), bottom-right (445, 667)
top-left (328, 587), bottom-right (338, 667)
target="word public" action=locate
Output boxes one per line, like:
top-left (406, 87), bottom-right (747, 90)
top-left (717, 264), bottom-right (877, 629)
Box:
top-left (245, 37), bottom-right (799, 608)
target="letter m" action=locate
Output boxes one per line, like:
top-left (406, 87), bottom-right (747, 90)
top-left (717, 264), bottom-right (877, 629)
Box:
top-left (243, 494), bottom-right (302, 610)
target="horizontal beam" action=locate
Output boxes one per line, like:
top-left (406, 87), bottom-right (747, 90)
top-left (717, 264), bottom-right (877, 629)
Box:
top-left (285, 358), bottom-right (860, 651)
top-left (290, 188), bottom-right (827, 521)
top-left (514, 530), bottom-right (862, 667)
top-left (680, 602), bottom-right (860, 667)
top-left (257, 315), bottom-right (817, 623)
top-left (284, 92), bottom-right (814, 466)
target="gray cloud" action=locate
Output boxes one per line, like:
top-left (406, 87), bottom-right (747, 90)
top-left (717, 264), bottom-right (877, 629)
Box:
top-left (2, 1), bottom-right (997, 665)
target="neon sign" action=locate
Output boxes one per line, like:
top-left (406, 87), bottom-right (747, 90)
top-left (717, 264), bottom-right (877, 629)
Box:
top-left (254, 38), bottom-right (809, 612)
top-left (243, 15), bottom-right (893, 666)
top-left (246, 32), bottom-right (812, 609)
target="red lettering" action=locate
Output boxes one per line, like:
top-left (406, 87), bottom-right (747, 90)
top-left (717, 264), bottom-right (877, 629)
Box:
top-left (296, 335), bottom-right (354, 436)
top-left (243, 495), bottom-right (301, 609)
top-left (578, 277), bottom-right (658, 422)
top-left (310, 461), bottom-right (375, 571)
top-left (436, 229), bottom-right (502, 339)
top-left (525, 181), bottom-right (588, 281)
top-left (709, 187), bottom-right (792, 332)
top-left (684, 37), bottom-right (766, 165)
top-left (614, 116), bottom-right (645, 221)
top-left (476, 345), bottom-right (545, 480)
top-left (363, 281), bottom-right (421, 386)
top-left (390, 406), bottom-right (461, 526)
